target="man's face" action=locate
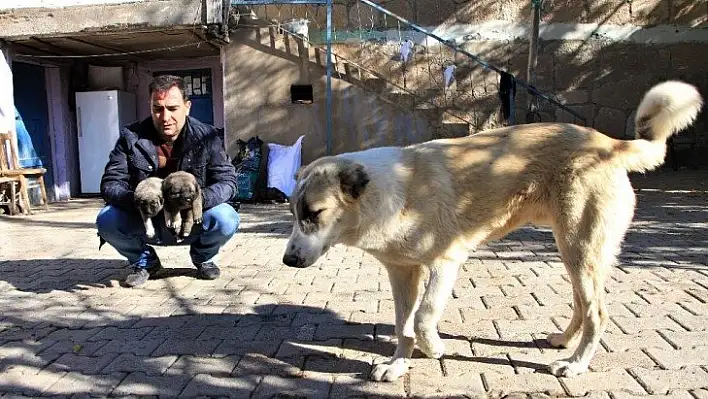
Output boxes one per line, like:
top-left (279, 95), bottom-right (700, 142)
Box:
top-left (151, 86), bottom-right (191, 142)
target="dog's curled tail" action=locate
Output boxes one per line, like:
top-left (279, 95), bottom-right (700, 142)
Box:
top-left (618, 80), bottom-right (703, 173)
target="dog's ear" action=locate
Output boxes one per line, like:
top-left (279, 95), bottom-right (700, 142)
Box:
top-left (192, 179), bottom-right (201, 193)
top-left (338, 162), bottom-right (369, 200)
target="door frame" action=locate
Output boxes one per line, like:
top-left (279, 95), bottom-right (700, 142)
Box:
top-left (131, 56), bottom-right (224, 128)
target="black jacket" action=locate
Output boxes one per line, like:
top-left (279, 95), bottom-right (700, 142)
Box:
top-left (100, 116), bottom-right (237, 211)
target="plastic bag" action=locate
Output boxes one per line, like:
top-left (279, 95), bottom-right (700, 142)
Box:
top-left (266, 135), bottom-right (304, 198)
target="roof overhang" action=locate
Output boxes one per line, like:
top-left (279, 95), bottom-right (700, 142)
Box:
top-left (0, 0), bottom-right (227, 62)
top-left (4, 27), bottom-right (224, 63)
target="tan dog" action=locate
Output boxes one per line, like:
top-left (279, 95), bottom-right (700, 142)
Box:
top-left (282, 81), bottom-right (703, 381)
top-left (133, 177), bottom-right (164, 239)
top-left (162, 171), bottom-right (203, 239)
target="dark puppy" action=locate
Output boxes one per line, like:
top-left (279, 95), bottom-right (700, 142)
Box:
top-left (133, 177), bottom-right (164, 239)
top-left (162, 171), bottom-right (203, 239)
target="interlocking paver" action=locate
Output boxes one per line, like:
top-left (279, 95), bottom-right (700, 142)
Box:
top-left (179, 373), bottom-right (261, 397)
top-left (112, 371), bottom-right (192, 396)
top-left (630, 366), bottom-right (708, 395)
top-left (101, 353), bottom-right (178, 375)
top-left (0, 169), bottom-right (707, 397)
top-left (42, 371), bottom-right (125, 396)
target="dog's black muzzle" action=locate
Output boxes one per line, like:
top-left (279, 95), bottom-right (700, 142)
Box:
top-left (282, 254), bottom-right (307, 268)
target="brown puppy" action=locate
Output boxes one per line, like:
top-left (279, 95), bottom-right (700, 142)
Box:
top-left (133, 177), bottom-right (164, 239)
top-left (162, 171), bottom-right (203, 239)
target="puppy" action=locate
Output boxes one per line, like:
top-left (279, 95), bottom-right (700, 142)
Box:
top-left (162, 171), bottom-right (203, 239)
top-left (133, 177), bottom-right (164, 239)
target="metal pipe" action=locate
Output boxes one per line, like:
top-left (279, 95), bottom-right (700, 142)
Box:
top-left (231, 0), bottom-right (327, 4)
top-left (325, 0), bottom-right (333, 156)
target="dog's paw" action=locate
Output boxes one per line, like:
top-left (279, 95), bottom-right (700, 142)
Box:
top-left (370, 359), bottom-right (409, 382)
top-left (416, 331), bottom-right (445, 359)
top-left (547, 332), bottom-right (571, 348)
top-left (145, 226), bottom-right (156, 239)
top-left (548, 359), bottom-right (588, 377)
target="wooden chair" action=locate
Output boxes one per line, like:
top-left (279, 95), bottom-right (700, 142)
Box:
top-left (0, 131), bottom-right (48, 214)
top-left (0, 176), bottom-right (22, 215)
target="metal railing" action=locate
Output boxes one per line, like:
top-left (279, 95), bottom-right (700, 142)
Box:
top-left (356, 0), bottom-right (587, 126)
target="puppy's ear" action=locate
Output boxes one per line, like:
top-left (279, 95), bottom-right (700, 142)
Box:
top-left (338, 162), bottom-right (369, 200)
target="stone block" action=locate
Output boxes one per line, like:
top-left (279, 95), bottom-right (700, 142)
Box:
top-left (630, 366), bottom-right (708, 395)
top-left (597, 44), bottom-right (671, 86)
top-left (671, 0), bottom-right (708, 26)
top-left (556, 90), bottom-right (590, 105)
top-left (561, 369), bottom-right (645, 396)
top-left (671, 43), bottom-right (708, 74)
top-left (180, 374), bottom-right (260, 397)
top-left (544, 0), bottom-right (631, 24)
top-left (631, 0), bottom-right (671, 25)
top-left (626, 110), bottom-right (637, 139)
top-left (592, 76), bottom-right (658, 110)
top-left (415, 0), bottom-right (459, 26)
top-left (595, 107), bottom-right (627, 138)
top-left (556, 104), bottom-right (595, 125)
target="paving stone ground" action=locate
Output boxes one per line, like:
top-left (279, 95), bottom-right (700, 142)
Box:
top-left (0, 168), bottom-right (707, 398)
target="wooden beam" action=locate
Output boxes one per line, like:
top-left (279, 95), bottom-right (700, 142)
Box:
top-left (9, 41), bottom-right (63, 56)
top-left (63, 36), bottom-right (146, 59)
top-left (29, 36), bottom-right (83, 56)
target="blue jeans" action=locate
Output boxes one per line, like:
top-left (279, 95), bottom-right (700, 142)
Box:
top-left (96, 203), bottom-right (240, 268)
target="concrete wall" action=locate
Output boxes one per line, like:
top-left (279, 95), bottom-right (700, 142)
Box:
top-left (222, 29), bottom-right (433, 164)
top-left (1, 0), bottom-right (145, 9)
top-left (223, 0), bottom-right (708, 167)
top-left (0, 0), bottom-right (222, 38)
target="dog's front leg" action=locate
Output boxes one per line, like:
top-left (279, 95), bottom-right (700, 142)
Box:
top-left (164, 207), bottom-right (181, 236)
top-left (141, 211), bottom-right (155, 239)
top-left (414, 256), bottom-right (463, 360)
top-left (371, 264), bottom-right (422, 382)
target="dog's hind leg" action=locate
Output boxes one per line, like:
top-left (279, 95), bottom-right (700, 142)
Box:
top-left (371, 264), bottom-right (423, 382)
top-left (548, 247), bottom-right (610, 377)
top-left (413, 249), bottom-right (465, 360)
top-left (192, 192), bottom-right (203, 225)
top-left (180, 209), bottom-right (195, 239)
top-left (547, 276), bottom-right (583, 349)
top-left (548, 174), bottom-right (635, 377)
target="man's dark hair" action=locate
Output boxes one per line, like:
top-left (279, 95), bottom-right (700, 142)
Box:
top-left (149, 74), bottom-right (188, 100)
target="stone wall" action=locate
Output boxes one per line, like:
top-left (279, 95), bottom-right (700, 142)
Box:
top-left (224, 0), bottom-right (708, 166)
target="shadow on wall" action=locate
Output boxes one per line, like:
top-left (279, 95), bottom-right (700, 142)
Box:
top-left (222, 0), bottom-right (707, 166)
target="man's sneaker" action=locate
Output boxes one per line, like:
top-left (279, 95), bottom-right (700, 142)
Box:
top-left (195, 261), bottom-right (221, 280)
top-left (124, 262), bottom-right (162, 287)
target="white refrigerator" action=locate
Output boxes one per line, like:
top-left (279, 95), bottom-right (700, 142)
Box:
top-left (75, 90), bottom-right (136, 195)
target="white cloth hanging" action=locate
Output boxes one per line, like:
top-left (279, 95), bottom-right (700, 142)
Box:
top-left (0, 49), bottom-right (14, 134)
top-left (444, 64), bottom-right (456, 88)
top-left (400, 39), bottom-right (414, 63)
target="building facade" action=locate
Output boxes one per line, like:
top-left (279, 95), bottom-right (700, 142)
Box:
top-left (1, 0), bottom-right (706, 203)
